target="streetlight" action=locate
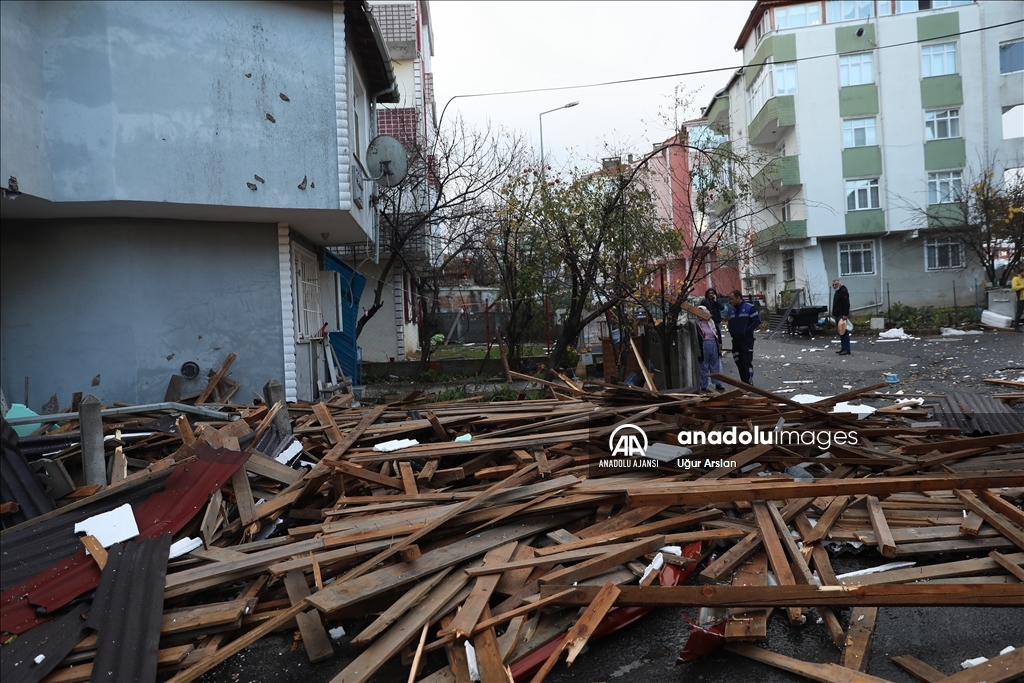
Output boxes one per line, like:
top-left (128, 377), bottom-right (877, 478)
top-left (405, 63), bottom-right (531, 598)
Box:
top-left (539, 101), bottom-right (579, 183)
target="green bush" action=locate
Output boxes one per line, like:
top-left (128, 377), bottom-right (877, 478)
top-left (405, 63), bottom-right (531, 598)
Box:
top-left (419, 369), bottom-right (441, 383)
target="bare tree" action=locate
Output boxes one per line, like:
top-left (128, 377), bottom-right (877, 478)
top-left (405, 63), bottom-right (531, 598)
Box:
top-left (355, 118), bottom-right (527, 339)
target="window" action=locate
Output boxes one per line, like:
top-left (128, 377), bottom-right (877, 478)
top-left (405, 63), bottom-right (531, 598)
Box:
top-left (755, 9), bottom-right (772, 42)
top-left (925, 237), bottom-right (964, 270)
top-left (840, 53), bottom-right (874, 86)
top-left (293, 246), bottom-right (323, 339)
top-left (775, 63), bottom-right (798, 95)
top-left (827, 0), bottom-right (874, 23)
top-left (921, 43), bottom-right (957, 77)
top-left (897, 0), bottom-right (971, 11)
top-left (924, 109), bottom-right (960, 140)
top-left (846, 178), bottom-right (880, 210)
top-left (1001, 40), bottom-right (1024, 74)
top-left (839, 241), bottom-right (875, 276)
top-left (782, 250), bottom-right (795, 280)
top-left (774, 2), bottom-right (822, 28)
top-left (928, 170), bottom-right (962, 204)
top-left (843, 117), bottom-right (877, 147)
top-left (780, 199), bottom-right (792, 222)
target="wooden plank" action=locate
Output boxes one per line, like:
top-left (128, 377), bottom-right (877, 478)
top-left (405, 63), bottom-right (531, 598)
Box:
top-left (200, 489), bottom-right (223, 549)
top-left (989, 551), bottom-right (1024, 582)
top-left (724, 553), bottom-right (768, 641)
top-left (197, 353), bottom-right (236, 404)
top-left (161, 599), bottom-right (248, 635)
top-left (938, 647), bottom-right (1024, 683)
top-left (841, 606), bottom-right (878, 672)
top-left (80, 535), bottom-right (108, 570)
top-left (438, 541), bottom-right (518, 640)
top-left (312, 402), bottom-right (343, 445)
top-left (407, 622), bottom-right (430, 683)
top-left (176, 414), bottom-right (196, 445)
top-left (494, 544), bottom-right (537, 596)
top-left (399, 461), bottom-right (419, 496)
top-left (751, 501), bottom-right (802, 625)
top-left (538, 535), bottom-right (665, 587)
top-left (537, 583), bottom-right (1024, 607)
top-left (244, 450), bottom-right (301, 484)
top-left (530, 581), bottom-right (621, 683)
top-left (295, 404), bottom-right (388, 507)
top-left (808, 543), bottom-right (846, 648)
top-left (891, 655), bottom-right (948, 683)
top-left (954, 489), bottom-right (1024, 552)
top-left (327, 569), bottom-right (473, 683)
top-left (473, 606), bottom-right (512, 683)
top-left (725, 644), bottom-right (894, 683)
top-left (283, 570), bottom-right (334, 663)
top-left (764, 501), bottom-right (816, 586)
top-left (803, 495), bottom-right (852, 544)
top-left (349, 568), bottom-right (455, 647)
top-left (841, 552), bottom-right (1024, 585)
top-left (959, 511), bottom-right (985, 536)
top-left (533, 508), bottom-right (721, 556)
top-left (897, 432), bottom-right (1024, 455)
top-left (425, 411), bottom-right (449, 442)
top-left (578, 505), bottom-right (669, 539)
top-left (629, 338), bottom-right (657, 392)
top-left (625, 473), bottom-right (1023, 507)
top-left (977, 489), bottom-right (1024, 528)
top-left (332, 459), bottom-right (406, 491)
top-left (866, 496), bottom-right (898, 558)
top-left (231, 467), bottom-right (258, 527)
top-left (699, 444), bottom-right (772, 479)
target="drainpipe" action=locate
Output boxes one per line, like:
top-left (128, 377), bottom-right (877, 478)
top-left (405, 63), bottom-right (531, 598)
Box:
top-left (875, 11), bottom-right (889, 316)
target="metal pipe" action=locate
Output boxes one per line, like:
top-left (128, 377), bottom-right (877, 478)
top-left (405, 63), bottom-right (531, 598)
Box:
top-left (4, 401), bottom-right (234, 426)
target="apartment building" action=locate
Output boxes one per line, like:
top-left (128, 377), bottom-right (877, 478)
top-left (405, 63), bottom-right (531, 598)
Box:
top-left (706, 0), bottom-right (1023, 311)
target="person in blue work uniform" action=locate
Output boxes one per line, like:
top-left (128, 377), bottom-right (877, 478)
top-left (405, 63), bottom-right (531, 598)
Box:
top-left (727, 289), bottom-right (760, 384)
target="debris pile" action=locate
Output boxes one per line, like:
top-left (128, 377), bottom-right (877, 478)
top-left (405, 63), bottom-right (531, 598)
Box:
top-left (1, 368), bottom-right (1022, 683)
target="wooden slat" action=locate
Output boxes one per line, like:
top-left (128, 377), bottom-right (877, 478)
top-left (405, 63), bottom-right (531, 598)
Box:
top-left (955, 490), bottom-right (1024, 552)
top-left (724, 553), bottom-right (768, 641)
top-left (438, 541), bottom-right (517, 640)
top-left (725, 644), bottom-right (894, 683)
top-left (866, 496), bottom-right (898, 558)
top-left (197, 353), bottom-right (236, 404)
top-left (312, 402), bottom-right (343, 445)
top-left (891, 655), bottom-right (948, 683)
top-left (840, 607), bottom-right (878, 672)
top-left (530, 581), bottom-right (621, 683)
top-left (537, 536), bottom-right (665, 587)
top-left (751, 501), bottom-right (802, 625)
top-left (231, 467), bottom-right (258, 527)
top-left (283, 570), bottom-right (334, 663)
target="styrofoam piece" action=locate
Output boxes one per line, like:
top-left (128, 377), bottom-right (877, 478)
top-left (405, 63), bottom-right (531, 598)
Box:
top-left (832, 402), bottom-right (876, 418)
top-left (372, 438), bottom-right (419, 453)
top-left (981, 309), bottom-right (1012, 328)
top-left (464, 642), bottom-right (481, 681)
top-left (961, 656), bottom-right (988, 668)
top-left (791, 393), bottom-right (833, 404)
top-left (274, 439), bottom-right (303, 464)
top-left (74, 503), bottom-right (139, 550)
top-left (878, 327), bottom-right (911, 339)
top-left (329, 626), bottom-right (346, 640)
top-left (999, 646), bottom-right (1015, 655)
top-left (169, 537), bottom-right (203, 559)
top-left (640, 552), bottom-right (665, 584)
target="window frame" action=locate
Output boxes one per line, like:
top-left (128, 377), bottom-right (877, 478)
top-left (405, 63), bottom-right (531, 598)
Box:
top-left (782, 249), bottom-right (796, 281)
top-left (843, 117), bottom-right (877, 148)
top-left (839, 52), bottom-right (875, 87)
top-left (921, 42), bottom-right (957, 78)
top-left (846, 177), bottom-right (881, 211)
top-left (774, 2), bottom-right (823, 29)
top-left (827, 0), bottom-right (875, 23)
top-left (927, 170), bottom-right (963, 205)
top-left (1000, 40), bottom-right (1024, 75)
top-left (924, 108), bottom-right (961, 140)
top-left (839, 240), bottom-right (876, 276)
top-left (924, 236), bottom-right (965, 271)
top-left (292, 244), bottom-right (324, 340)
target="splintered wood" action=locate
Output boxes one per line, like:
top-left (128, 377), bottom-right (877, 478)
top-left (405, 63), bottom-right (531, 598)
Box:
top-left (8, 371), bottom-right (1022, 683)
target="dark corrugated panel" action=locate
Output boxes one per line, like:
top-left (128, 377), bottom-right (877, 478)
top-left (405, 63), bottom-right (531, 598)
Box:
top-left (0, 445), bottom-right (249, 636)
top-left (0, 478), bottom-right (166, 593)
top-left (0, 418), bottom-right (56, 527)
top-left (0, 602), bottom-right (91, 683)
top-left (87, 534), bottom-right (172, 683)
top-left (933, 391), bottom-right (1024, 436)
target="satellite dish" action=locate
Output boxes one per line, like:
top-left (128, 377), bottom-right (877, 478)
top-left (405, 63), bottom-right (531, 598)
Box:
top-left (365, 135), bottom-right (408, 188)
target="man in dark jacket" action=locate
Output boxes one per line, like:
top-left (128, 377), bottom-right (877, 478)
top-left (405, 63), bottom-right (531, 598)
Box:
top-left (832, 278), bottom-right (851, 355)
top-left (727, 290), bottom-right (760, 384)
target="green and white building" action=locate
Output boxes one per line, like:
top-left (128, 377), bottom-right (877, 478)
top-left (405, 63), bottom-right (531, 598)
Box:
top-left (705, 0), bottom-right (1023, 312)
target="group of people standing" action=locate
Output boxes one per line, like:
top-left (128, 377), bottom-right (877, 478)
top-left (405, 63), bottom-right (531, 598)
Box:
top-left (694, 279), bottom-right (855, 392)
top-left (695, 288), bottom-right (760, 392)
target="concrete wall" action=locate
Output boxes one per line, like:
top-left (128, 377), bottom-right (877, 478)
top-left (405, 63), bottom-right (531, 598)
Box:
top-left (0, 1), bottom-right (341, 212)
top-left (1, 219), bottom-right (285, 409)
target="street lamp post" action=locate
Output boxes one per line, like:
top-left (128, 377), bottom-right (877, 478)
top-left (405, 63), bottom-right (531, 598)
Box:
top-left (539, 101), bottom-right (579, 183)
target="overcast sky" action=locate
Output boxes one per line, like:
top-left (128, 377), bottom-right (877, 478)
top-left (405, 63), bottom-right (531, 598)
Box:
top-left (429, 1), bottom-right (756, 171)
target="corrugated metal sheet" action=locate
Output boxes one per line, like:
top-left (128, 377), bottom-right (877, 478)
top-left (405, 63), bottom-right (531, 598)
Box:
top-left (1, 445), bottom-right (248, 636)
top-left (932, 391), bottom-right (1024, 436)
top-left (1, 418), bottom-right (56, 527)
top-left (87, 534), bottom-right (172, 683)
top-left (0, 602), bottom-right (91, 683)
top-left (0, 478), bottom-right (166, 593)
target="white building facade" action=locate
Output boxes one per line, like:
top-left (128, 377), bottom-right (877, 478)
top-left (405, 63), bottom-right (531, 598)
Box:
top-left (706, 0), bottom-right (1023, 312)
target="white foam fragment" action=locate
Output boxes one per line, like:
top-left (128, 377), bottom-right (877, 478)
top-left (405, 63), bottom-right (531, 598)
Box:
top-left (961, 656), bottom-right (988, 668)
top-left (74, 503), bottom-right (139, 550)
top-left (274, 439), bottom-right (303, 464)
top-left (660, 546), bottom-right (683, 556)
top-left (169, 537), bottom-right (203, 559)
top-left (465, 642), bottom-right (481, 681)
top-left (791, 393), bottom-right (833, 404)
top-left (329, 626), bottom-right (346, 640)
top-left (34, 655), bottom-right (45, 664)
top-left (640, 552), bottom-right (665, 584)
top-left (999, 646), bottom-right (1015, 655)
top-left (372, 438), bottom-right (419, 453)
top-left (836, 561), bottom-right (916, 580)
top-left (832, 402), bottom-right (876, 418)
top-left (879, 328), bottom-right (912, 339)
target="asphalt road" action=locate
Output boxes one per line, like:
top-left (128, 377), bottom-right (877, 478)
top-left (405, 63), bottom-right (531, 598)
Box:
top-left (201, 327), bottom-right (1024, 683)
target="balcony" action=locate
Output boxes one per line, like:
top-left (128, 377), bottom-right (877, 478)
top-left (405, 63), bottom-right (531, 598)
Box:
top-left (755, 219), bottom-right (807, 247)
top-left (749, 95), bottom-right (795, 147)
top-left (751, 155), bottom-right (801, 198)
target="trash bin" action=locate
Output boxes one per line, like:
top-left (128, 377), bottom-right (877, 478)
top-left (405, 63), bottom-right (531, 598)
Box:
top-left (987, 289), bottom-right (1015, 318)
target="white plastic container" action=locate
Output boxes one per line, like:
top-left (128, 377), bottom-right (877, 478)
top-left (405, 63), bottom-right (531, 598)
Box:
top-left (981, 309), bottom-right (1012, 328)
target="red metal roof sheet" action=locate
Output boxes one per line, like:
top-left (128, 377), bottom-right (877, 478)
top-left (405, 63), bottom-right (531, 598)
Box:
top-left (0, 445), bottom-right (247, 636)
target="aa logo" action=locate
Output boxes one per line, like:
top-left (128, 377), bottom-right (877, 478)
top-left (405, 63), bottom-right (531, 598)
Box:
top-left (608, 424), bottom-right (648, 457)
